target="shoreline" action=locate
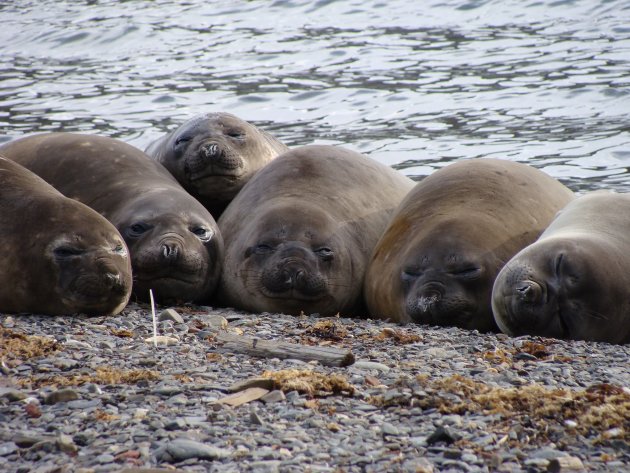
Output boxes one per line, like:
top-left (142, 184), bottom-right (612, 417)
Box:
top-left (1, 303), bottom-right (628, 472)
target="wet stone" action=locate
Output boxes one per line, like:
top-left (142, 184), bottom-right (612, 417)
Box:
top-left (261, 390), bottom-right (286, 404)
top-left (0, 388), bottom-right (27, 402)
top-left (44, 388), bottom-right (80, 405)
top-left (155, 438), bottom-right (229, 463)
top-left (159, 308), bottom-right (184, 324)
top-left (0, 442), bottom-right (18, 456)
top-left (426, 426), bottom-right (457, 445)
top-left (381, 422), bottom-right (400, 436)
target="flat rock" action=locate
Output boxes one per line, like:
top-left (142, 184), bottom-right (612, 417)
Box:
top-left (155, 438), bottom-right (229, 463)
top-left (159, 309), bottom-right (184, 324)
top-left (44, 388), bottom-right (80, 405)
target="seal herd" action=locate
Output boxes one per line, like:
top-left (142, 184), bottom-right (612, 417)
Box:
top-left (0, 112), bottom-right (628, 344)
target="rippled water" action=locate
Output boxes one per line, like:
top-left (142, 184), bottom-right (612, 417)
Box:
top-left (1, 0), bottom-right (629, 191)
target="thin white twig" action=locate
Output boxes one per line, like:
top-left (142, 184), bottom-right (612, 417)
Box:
top-left (149, 289), bottom-right (157, 348)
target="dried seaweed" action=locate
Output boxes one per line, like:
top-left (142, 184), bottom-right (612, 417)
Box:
top-left (20, 366), bottom-right (160, 388)
top-left (370, 374), bottom-right (630, 442)
top-left (262, 369), bottom-right (355, 397)
top-left (302, 319), bottom-right (349, 342)
top-left (0, 326), bottom-right (60, 361)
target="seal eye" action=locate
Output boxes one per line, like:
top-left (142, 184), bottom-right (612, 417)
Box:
top-left (254, 244), bottom-right (274, 255)
top-left (451, 267), bottom-right (481, 279)
top-left (315, 247), bottom-right (334, 261)
top-left (226, 130), bottom-right (245, 139)
top-left (402, 268), bottom-right (422, 282)
top-left (54, 246), bottom-right (84, 259)
top-left (127, 222), bottom-right (151, 238)
top-left (191, 226), bottom-right (213, 241)
top-left (175, 136), bottom-right (191, 147)
top-left (113, 244), bottom-right (127, 256)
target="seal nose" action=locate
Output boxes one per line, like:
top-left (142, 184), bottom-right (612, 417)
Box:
top-left (161, 242), bottom-right (180, 261)
top-left (416, 294), bottom-right (440, 313)
top-left (515, 280), bottom-right (543, 303)
top-left (200, 142), bottom-right (241, 170)
top-left (202, 143), bottom-right (220, 159)
top-left (418, 283), bottom-right (444, 302)
top-left (281, 266), bottom-right (306, 288)
top-left (105, 273), bottom-right (120, 284)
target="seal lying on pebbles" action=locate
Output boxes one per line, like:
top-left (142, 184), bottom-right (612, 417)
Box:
top-left (146, 112), bottom-right (289, 217)
top-left (364, 158), bottom-right (574, 332)
top-left (0, 133), bottom-right (224, 304)
top-left (492, 191), bottom-right (630, 343)
top-left (0, 156), bottom-right (132, 315)
top-left (217, 145), bottom-right (415, 317)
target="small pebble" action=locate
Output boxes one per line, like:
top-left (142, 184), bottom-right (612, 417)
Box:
top-left (44, 388), bottom-right (80, 405)
top-left (159, 308), bottom-right (185, 324)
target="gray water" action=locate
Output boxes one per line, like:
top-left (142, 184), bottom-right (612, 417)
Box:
top-left (1, 0), bottom-right (629, 191)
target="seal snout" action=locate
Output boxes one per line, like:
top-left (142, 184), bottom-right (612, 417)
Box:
top-left (515, 280), bottom-right (543, 303)
top-left (261, 250), bottom-right (326, 299)
top-left (270, 259), bottom-right (311, 293)
top-left (199, 142), bottom-right (242, 171)
top-left (281, 265), bottom-right (306, 288)
top-left (203, 143), bottom-right (220, 159)
top-left (162, 242), bottom-right (180, 259)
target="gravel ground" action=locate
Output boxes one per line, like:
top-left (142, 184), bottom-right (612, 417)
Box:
top-left (1, 303), bottom-right (629, 473)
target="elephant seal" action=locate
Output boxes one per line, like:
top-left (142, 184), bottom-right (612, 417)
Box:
top-left (217, 145), bottom-right (415, 316)
top-left (364, 158), bottom-right (574, 332)
top-left (0, 133), bottom-right (224, 305)
top-left (492, 191), bottom-right (630, 344)
top-left (145, 112), bottom-right (289, 217)
top-left (0, 156), bottom-right (132, 315)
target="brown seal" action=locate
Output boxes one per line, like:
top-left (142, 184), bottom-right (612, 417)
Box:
top-left (145, 112), bottom-right (289, 217)
top-left (492, 191), bottom-right (630, 343)
top-left (364, 158), bottom-right (574, 332)
top-left (0, 133), bottom-right (224, 305)
top-left (0, 156), bottom-right (132, 315)
top-left (217, 145), bottom-right (415, 316)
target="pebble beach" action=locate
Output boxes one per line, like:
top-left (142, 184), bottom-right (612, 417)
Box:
top-left (1, 304), bottom-right (628, 473)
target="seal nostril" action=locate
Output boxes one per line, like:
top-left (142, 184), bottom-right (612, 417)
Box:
top-left (162, 244), bottom-right (179, 259)
top-left (105, 273), bottom-right (120, 285)
top-left (515, 280), bottom-right (542, 303)
top-left (417, 294), bottom-right (439, 313)
top-left (281, 269), bottom-right (293, 286)
top-left (203, 143), bottom-right (220, 159)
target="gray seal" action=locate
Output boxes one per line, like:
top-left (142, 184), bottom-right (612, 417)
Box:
top-left (364, 158), bottom-right (574, 332)
top-left (492, 191), bottom-right (630, 343)
top-left (146, 112), bottom-right (289, 217)
top-left (0, 156), bottom-right (132, 315)
top-left (0, 133), bottom-right (224, 305)
top-left (217, 145), bottom-right (415, 316)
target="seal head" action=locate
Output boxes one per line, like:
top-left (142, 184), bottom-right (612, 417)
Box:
top-left (146, 112), bottom-right (289, 216)
top-left (0, 156), bottom-right (132, 315)
top-left (492, 192), bottom-right (630, 343)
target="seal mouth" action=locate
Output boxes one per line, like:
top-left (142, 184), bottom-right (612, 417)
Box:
top-left (188, 171), bottom-right (242, 182)
top-left (183, 142), bottom-right (245, 180)
top-left (260, 289), bottom-right (327, 302)
top-left (135, 275), bottom-right (202, 285)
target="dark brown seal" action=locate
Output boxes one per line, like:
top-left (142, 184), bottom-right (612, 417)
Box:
top-left (0, 133), bottom-right (224, 304)
top-left (492, 191), bottom-right (630, 343)
top-left (217, 145), bottom-right (415, 316)
top-left (0, 156), bottom-right (132, 315)
top-left (145, 112), bottom-right (289, 217)
top-left (364, 158), bottom-right (574, 332)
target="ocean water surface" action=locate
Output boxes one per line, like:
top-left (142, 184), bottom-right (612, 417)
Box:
top-left (0, 0), bottom-right (629, 191)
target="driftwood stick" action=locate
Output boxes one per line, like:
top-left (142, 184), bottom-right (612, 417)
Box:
top-left (216, 332), bottom-right (355, 367)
